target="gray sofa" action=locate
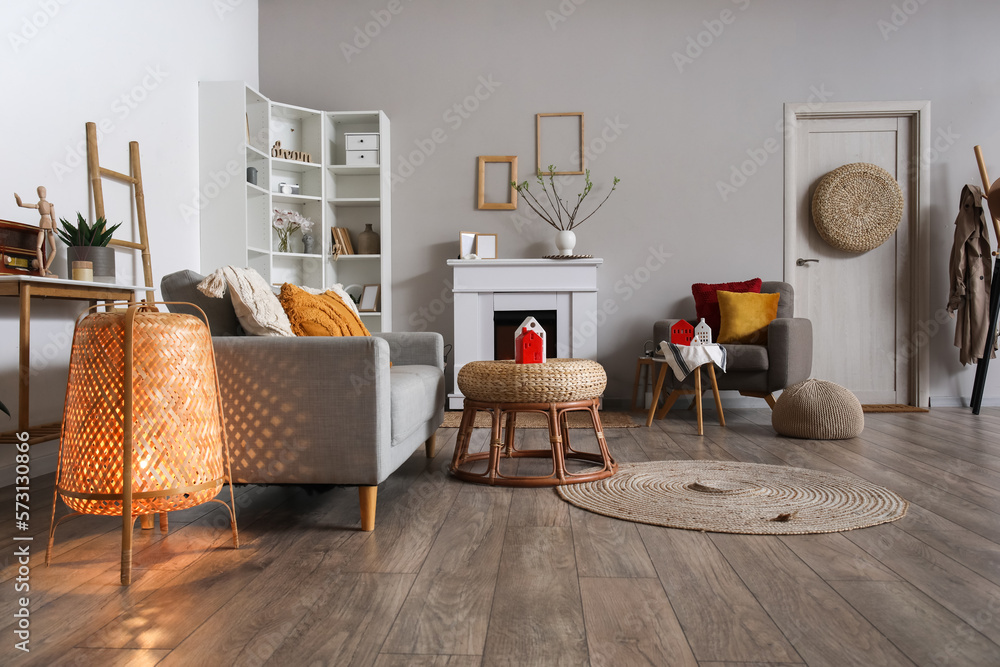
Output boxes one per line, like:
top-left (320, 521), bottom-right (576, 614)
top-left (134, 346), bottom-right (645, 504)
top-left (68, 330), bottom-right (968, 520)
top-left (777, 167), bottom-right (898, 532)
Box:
top-left (161, 270), bottom-right (445, 530)
top-left (653, 281), bottom-right (812, 406)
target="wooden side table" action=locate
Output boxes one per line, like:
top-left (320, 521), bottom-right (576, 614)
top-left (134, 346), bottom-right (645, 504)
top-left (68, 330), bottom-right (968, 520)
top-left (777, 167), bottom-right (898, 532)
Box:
top-left (645, 359), bottom-right (726, 435)
top-left (0, 276), bottom-right (143, 445)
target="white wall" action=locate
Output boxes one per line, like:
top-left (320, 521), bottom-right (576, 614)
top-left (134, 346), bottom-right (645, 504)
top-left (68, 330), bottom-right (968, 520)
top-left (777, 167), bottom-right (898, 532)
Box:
top-left (0, 0), bottom-right (258, 481)
top-left (257, 0), bottom-right (1000, 406)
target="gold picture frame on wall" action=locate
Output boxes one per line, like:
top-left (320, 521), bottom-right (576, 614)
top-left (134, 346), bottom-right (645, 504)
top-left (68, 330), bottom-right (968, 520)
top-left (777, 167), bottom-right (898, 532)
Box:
top-left (477, 156), bottom-right (518, 210)
top-left (536, 112), bottom-right (584, 175)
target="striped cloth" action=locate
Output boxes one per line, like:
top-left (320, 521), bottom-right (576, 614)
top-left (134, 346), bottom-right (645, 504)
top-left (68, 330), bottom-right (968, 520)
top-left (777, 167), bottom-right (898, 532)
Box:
top-left (657, 341), bottom-right (727, 381)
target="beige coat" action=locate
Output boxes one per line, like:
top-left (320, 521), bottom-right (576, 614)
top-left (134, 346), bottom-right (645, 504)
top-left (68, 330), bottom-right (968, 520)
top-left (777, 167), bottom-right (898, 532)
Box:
top-left (948, 184), bottom-right (994, 365)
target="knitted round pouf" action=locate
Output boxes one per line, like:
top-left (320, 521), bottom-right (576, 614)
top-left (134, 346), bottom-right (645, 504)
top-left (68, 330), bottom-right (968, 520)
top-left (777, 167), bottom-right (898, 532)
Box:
top-left (772, 379), bottom-right (864, 439)
top-left (452, 359), bottom-right (615, 486)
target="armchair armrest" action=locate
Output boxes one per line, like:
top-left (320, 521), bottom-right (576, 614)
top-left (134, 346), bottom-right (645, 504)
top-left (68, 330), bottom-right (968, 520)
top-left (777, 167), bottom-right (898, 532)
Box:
top-left (653, 319), bottom-right (686, 347)
top-left (767, 317), bottom-right (813, 391)
top-left (211, 336), bottom-right (392, 485)
top-left (374, 331), bottom-right (444, 370)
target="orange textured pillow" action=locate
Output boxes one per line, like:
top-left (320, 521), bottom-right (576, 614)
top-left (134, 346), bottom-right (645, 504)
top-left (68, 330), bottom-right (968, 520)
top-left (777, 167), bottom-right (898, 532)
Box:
top-left (716, 291), bottom-right (780, 345)
top-left (279, 283), bottom-right (371, 337)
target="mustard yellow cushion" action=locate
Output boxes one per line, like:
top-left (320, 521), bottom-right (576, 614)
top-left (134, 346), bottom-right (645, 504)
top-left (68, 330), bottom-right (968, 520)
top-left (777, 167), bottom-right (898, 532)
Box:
top-left (716, 290), bottom-right (780, 345)
top-left (279, 283), bottom-right (371, 337)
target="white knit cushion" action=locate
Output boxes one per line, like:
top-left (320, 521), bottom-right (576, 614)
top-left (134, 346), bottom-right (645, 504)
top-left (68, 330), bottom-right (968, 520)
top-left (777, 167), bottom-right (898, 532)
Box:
top-left (197, 266), bottom-right (293, 337)
top-left (772, 379), bottom-right (864, 439)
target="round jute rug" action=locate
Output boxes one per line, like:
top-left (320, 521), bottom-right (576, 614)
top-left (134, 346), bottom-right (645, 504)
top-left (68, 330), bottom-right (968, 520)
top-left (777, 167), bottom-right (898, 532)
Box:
top-left (557, 461), bottom-right (907, 535)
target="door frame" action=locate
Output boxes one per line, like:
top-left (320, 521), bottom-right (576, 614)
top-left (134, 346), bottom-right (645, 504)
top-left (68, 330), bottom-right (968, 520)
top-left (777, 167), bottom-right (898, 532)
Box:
top-left (783, 100), bottom-right (931, 407)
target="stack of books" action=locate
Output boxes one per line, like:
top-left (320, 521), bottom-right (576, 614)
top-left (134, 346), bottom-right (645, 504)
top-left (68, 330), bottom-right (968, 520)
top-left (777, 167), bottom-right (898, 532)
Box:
top-left (331, 227), bottom-right (354, 257)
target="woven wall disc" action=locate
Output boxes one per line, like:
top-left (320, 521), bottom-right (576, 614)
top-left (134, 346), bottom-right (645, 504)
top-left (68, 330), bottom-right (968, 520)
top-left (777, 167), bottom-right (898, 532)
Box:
top-left (811, 162), bottom-right (903, 253)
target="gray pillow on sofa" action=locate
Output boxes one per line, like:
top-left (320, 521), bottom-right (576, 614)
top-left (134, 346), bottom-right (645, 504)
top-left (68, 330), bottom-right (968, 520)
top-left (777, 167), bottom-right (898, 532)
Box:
top-left (160, 269), bottom-right (242, 336)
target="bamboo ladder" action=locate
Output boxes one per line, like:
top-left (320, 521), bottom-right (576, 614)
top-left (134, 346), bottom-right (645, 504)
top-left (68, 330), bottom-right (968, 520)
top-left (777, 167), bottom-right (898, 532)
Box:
top-left (85, 122), bottom-right (161, 530)
top-left (85, 121), bottom-right (155, 303)
top-left (969, 146), bottom-right (1000, 413)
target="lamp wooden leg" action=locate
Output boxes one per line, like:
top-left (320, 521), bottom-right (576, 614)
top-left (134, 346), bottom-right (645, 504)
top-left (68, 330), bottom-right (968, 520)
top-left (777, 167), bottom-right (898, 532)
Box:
top-left (424, 432), bottom-right (437, 458)
top-left (359, 486), bottom-right (377, 531)
top-left (140, 515), bottom-right (154, 530)
top-left (159, 512), bottom-right (169, 533)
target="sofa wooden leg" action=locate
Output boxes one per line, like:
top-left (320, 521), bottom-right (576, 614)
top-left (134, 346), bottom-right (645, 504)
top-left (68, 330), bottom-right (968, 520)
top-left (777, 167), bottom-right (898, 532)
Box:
top-left (359, 486), bottom-right (377, 531)
top-left (425, 432), bottom-right (437, 458)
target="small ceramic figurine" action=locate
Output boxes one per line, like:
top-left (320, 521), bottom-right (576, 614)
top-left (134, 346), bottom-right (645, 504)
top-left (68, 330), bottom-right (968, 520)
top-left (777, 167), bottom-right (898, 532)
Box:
top-left (14, 186), bottom-right (57, 276)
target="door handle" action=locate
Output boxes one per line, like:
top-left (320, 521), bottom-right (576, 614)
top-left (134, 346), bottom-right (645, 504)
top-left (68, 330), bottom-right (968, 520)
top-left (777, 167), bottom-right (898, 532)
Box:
top-left (796, 258), bottom-right (820, 266)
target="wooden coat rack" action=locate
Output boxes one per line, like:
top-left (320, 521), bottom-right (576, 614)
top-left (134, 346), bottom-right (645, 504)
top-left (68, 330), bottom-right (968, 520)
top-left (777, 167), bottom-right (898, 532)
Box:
top-left (969, 146), bottom-right (1000, 413)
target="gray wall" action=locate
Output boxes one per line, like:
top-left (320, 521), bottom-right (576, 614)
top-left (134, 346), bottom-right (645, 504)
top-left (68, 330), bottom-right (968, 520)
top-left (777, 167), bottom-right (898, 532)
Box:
top-left (260, 0), bottom-right (1000, 404)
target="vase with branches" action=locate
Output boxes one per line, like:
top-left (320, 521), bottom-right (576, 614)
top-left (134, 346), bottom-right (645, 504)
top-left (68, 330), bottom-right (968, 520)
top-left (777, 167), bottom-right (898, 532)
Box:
top-left (512, 166), bottom-right (619, 255)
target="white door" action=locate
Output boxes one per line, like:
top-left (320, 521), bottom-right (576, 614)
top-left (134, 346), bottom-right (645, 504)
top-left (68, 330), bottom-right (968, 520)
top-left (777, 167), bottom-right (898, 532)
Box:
top-left (786, 110), bottom-right (922, 404)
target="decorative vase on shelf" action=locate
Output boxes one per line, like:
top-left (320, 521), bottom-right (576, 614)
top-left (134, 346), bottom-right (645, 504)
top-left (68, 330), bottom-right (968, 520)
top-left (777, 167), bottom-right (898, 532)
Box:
top-left (358, 223), bottom-right (380, 255)
top-left (555, 230), bottom-right (576, 256)
top-left (276, 236), bottom-right (289, 253)
top-left (302, 233), bottom-right (314, 255)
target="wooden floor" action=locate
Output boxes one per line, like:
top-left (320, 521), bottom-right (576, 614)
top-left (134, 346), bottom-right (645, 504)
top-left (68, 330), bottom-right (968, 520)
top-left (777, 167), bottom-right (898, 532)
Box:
top-left (4, 407), bottom-right (1000, 666)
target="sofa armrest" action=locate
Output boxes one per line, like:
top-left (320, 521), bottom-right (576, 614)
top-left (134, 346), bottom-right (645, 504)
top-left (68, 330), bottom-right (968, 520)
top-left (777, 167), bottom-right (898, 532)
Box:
top-left (767, 317), bottom-right (813, 391)
top-left (211, 336), bottom-right (392, 485)
top-left (374, 331), bottom-right (444, 371)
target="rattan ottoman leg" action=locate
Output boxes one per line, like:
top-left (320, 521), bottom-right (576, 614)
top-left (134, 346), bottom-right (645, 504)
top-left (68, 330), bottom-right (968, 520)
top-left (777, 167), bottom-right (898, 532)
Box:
top-left (589, 401), bottom-right (616, 473)
top-left (487, 404), bottom-right (503, 484)
top-left (503, 410), bottom-right (517, 457)
top-left (451, 405), bottom-right (476, 471)
top-left (561, 410), bottom-right (572, 455)
top-left (548, 404), bottom-right (567, 483)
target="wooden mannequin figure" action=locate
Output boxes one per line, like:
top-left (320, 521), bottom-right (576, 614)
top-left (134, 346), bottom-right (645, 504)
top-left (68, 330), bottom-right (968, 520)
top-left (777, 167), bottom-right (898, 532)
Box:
top-left (14, 185), bottom-right (57, 276)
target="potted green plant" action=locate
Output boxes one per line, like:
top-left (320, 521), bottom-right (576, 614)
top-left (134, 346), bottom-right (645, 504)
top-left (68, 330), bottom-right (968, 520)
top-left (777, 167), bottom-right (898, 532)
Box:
top-left (57, 213), bottom-right (122, 282)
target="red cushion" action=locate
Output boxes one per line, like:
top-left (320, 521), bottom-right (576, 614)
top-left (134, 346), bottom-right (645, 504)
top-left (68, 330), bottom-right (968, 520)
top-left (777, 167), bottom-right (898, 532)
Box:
top-left (691, 278), bottom-right (763, 341)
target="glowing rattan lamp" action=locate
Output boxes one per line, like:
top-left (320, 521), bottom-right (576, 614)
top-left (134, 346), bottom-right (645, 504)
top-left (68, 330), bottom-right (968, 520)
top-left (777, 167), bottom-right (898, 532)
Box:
top-left (48, 303), bottom-right (239, 585)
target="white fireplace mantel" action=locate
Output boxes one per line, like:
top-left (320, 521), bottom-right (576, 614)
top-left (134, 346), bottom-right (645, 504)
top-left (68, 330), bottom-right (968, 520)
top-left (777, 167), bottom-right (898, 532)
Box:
top-left (447, 258), bottom-right (603, 409)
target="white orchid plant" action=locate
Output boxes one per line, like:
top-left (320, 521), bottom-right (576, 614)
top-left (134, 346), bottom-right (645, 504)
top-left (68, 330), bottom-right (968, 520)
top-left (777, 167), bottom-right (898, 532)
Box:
top-left (272, 209), bottom-right (313, 253)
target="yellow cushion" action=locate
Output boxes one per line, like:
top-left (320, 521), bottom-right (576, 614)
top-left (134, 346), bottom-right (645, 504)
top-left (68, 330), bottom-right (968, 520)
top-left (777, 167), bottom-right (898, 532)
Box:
top-left (279, 283), bottom-right (371, 337)
top-left (716, 290), bottom-right (780, 345)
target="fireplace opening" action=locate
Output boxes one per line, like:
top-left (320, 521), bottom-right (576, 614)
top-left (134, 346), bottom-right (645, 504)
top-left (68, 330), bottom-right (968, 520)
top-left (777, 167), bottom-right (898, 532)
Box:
top-left (494, 310), bottom-right (557, 361)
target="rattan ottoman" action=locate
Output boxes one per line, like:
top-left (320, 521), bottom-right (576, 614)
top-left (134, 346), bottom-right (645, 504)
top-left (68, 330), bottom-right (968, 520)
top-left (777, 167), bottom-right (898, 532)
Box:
top-left (451, 358), bottom-right (617, 487)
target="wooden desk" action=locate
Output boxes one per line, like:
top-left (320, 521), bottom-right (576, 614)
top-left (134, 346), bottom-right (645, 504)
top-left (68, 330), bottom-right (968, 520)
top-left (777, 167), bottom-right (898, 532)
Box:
top-left (0, 276), bottom-right (144, 445)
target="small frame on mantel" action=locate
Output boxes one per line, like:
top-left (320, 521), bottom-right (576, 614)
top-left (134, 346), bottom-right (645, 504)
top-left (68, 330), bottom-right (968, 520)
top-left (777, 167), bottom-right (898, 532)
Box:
top-left (536, 112), bottom-right (584, 175)
top-left (459, 231), bottom-right (477, 258)
top-left (474, 233), bottom-right (498, 259)
top-left (359, 284), bottom-right (381, 312)
top-left (477, 156), bottom-right (518, 210)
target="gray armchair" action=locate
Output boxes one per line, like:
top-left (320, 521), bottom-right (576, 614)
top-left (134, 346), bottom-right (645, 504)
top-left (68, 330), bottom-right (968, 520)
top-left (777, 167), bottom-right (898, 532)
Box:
top-left (653, 281), bottom-right (812, 407)
top-left (160, 270), bottom-right (445, 530)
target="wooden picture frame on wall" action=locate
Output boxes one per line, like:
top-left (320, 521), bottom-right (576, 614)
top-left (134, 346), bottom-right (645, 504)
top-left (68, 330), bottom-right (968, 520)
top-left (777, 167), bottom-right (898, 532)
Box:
top-left (477, 156), bottom-right (518, 210)
top-left (359, 284), bottom-right (381, 312)
top-left (474, 233), bottom-right (498, 259)
top-left (536, 112), bottom-right (584, 175)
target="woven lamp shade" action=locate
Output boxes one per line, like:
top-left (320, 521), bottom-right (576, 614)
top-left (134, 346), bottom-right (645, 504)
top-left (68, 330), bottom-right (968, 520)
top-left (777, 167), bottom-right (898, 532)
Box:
top-left (811, 162), bottom-right (904, 253)
top-left (50, 303), bottom-right (238, 585)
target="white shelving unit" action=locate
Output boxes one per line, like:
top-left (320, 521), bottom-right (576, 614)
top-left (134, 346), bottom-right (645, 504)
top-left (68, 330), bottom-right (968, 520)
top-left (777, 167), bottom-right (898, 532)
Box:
top-left (198, 81), bottom-right (391, 331)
